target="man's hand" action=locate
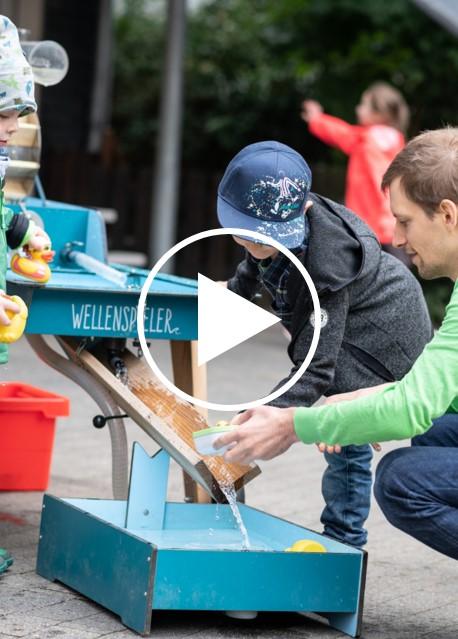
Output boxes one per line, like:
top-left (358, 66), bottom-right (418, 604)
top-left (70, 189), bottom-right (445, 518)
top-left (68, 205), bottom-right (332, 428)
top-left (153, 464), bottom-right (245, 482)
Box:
top-left (213, 406), bottom-right (298, 465)
top-left (0, 292), bottom-right (20, 326)
top-left (27, 226), bottom-right (51, 251)
top-left (301, 99), bottom-right (323, 122)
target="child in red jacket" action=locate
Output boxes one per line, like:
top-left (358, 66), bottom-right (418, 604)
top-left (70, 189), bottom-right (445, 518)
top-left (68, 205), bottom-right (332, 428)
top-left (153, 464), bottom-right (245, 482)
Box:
top-left (302, 82), bottom-right (409, 253)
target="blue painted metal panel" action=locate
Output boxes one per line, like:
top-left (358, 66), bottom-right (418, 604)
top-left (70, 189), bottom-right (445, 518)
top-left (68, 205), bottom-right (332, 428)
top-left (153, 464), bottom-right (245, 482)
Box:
top-left (125, 445), bottom-right (170, 530)
top-left (322, 549), bottom-right (367, 637)
top-left (64, 499), bottom-right (127, 527)
top-left (37, 495), bottom-right (155, 635)
top-left (6, 199), bottom-right (198, 339)
top-left (153, 549), bottom-right (361, 612)
top-left (7, 283), bottom-right (197, 339)
top-left (11, 201), bottom-right (106, 265)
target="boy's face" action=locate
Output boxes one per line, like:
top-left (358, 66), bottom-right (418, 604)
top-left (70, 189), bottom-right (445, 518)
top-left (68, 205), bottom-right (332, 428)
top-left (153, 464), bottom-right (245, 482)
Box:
top-left (231, 201), bottom-right (313, 259)
top-left (0, 110), bottom-right (20, 144)
top-left (390, 177), bottom-right (458, 281)
top-left (232, 236), bottom-right (279, 260)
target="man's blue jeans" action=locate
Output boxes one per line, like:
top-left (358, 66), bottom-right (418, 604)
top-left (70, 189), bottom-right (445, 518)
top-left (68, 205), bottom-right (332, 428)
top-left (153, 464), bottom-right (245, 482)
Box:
top-left (322, 444), bottom-right (373, 547)
top-left (374, 414), bottom-right (458, 560)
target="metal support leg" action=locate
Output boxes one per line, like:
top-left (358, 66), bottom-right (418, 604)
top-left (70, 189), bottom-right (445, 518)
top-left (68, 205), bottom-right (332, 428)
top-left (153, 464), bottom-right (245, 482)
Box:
top-left (26, 334), bottom-right (129, 499)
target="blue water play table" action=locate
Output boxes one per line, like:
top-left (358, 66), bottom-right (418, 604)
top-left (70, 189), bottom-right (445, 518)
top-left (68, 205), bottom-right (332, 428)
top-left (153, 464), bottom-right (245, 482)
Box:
top-left (37, 444), bottom-right (367, 637)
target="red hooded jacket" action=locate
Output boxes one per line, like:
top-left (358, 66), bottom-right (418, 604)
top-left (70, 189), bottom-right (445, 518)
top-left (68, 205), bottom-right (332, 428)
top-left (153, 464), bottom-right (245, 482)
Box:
top-left (308, 112), bottom-right (405, 244)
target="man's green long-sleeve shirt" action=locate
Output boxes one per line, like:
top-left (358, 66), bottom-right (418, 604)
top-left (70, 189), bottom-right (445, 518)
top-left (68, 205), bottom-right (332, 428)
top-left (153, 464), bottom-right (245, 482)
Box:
top-left (294, 280), bottom-right (458, 446)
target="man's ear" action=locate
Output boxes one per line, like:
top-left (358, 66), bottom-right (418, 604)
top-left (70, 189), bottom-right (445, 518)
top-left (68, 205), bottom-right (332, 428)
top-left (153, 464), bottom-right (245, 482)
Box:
top-left (439, 199), bottom-right (458, 232)
top-left (304, 199), bottom-right (313, 215)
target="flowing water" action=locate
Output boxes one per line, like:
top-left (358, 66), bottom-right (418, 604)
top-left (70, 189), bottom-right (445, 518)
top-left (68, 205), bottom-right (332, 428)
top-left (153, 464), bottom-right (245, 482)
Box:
top-left (218, 481), bottom-right (250, 550)
top-left (205, 458), bottom-right (251, 549)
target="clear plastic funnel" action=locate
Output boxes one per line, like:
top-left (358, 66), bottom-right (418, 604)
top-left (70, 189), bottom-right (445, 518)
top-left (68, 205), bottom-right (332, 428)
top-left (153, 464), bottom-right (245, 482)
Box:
top-left (21, 41), bottom-right (69, 86)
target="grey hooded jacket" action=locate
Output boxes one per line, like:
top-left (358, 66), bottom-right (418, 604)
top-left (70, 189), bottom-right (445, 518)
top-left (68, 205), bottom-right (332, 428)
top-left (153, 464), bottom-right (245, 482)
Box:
top-left (227, 193), bottom-right (433, 408)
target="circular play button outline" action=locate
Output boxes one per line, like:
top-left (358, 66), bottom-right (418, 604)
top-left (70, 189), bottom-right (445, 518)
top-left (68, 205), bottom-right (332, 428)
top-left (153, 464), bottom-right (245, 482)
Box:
top-left (137, 228), bottom-right (321, 412)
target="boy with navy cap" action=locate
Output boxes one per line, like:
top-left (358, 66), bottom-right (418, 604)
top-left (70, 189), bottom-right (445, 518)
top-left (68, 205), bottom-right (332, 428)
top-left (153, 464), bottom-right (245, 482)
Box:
top-left (217, 140), bottom-right (432, 547)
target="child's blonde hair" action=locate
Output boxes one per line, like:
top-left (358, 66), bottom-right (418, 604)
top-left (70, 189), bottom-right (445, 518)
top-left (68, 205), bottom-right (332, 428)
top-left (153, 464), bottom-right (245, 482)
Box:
top-left (366, 82), bottom-right (409, 134)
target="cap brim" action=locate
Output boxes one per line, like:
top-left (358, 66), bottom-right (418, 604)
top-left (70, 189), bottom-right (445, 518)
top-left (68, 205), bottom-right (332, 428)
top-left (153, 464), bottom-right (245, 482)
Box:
top-left (217, 195), bottom-right (305, 249)
top-left (0, 103), bottom-right (37, 116)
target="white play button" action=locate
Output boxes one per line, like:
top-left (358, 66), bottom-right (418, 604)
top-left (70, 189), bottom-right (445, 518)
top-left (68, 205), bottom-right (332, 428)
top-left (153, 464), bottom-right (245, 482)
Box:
top-left (197, 273), bottom-right (281, 366)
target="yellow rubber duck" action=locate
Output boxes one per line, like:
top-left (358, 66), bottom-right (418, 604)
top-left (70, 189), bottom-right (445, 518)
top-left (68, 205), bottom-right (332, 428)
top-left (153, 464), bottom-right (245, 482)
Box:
top-left (0, 295), bottom-right (28, 343)
top-left (10, 246), bottom-right (54, 284)
top-left (285, 539), bottom-right (327, 553)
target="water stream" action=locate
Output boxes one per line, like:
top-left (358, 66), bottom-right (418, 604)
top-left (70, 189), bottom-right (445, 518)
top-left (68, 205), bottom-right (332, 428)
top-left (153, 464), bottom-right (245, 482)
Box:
top-left (205, 458), bottom-right (251, 550)
top-left (218, 481), bottom-right (250, 550)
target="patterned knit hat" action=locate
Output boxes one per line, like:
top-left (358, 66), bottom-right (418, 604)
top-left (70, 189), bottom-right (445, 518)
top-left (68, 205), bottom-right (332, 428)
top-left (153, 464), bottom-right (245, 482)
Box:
top-left (0, 15), bottom-right (37, 115)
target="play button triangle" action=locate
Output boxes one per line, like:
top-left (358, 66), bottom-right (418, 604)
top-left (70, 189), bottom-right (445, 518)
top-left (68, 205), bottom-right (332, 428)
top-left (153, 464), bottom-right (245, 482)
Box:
top-left (197, 273), bottom-right (281, 366)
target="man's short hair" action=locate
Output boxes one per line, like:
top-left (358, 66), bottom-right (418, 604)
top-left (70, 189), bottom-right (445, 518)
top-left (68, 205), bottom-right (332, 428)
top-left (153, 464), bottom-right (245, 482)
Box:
top-left (382, 127), bottom-right (458, 217)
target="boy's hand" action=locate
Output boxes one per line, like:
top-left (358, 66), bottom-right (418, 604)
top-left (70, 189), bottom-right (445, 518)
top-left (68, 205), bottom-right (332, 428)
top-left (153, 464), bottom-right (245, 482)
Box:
top-left (0, 292), bottom-right (20, 326)
top-left (27, 226), bottom-right (51, 251)
top-left (316, 441), bottom-right (381, 455)
top-left (301, 100), bottom-right (323, 122)
top-left (317, 442), bottom-right (342, 455)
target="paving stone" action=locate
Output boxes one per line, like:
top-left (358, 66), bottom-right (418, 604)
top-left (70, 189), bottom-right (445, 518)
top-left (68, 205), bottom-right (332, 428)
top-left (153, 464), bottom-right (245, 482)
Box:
top-left (422, 625), bottom-right (458, 639)
top-left (0, 588), bottom-right (67, 615)
top-left (27, 627), bottom-right (100, 639)
top-left (53, 610), bottom-right (124, 633)
top-left (0, 613), bottom-right (59, 638)
top-left (0, 571), bottom-right (69, 593)
top-left (31, 598), bottom-right (104, 622)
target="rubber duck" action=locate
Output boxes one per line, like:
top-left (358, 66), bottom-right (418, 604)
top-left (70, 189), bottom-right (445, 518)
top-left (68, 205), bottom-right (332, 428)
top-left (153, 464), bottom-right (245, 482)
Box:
top-left (10, 246), bottom-right (55, 283)
top-left (0, 295), bottom-right (28, 343)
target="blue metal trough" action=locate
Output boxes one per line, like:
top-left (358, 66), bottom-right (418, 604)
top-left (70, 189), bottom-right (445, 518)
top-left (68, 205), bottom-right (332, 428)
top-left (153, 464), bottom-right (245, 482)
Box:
top-left (37, 444), bottom-right (367, 637)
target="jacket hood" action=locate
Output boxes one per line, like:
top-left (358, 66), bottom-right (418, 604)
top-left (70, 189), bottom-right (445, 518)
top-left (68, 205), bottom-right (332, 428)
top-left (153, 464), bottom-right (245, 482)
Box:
top-left (288, 193), bottom-right (379, 296)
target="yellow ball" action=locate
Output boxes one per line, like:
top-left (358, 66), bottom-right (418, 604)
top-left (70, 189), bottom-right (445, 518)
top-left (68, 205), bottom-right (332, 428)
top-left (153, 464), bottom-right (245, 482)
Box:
top-left (285, 539), bottom-right (327, 553)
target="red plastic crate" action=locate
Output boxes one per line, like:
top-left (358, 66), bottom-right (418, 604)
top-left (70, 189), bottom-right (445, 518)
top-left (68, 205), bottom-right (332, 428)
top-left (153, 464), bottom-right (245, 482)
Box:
top-left (0, 382), bottom-right (70, 490)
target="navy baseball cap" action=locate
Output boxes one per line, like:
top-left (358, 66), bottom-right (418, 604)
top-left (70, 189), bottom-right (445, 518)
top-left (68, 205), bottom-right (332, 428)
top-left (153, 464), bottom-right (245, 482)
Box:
top-left (217, 141), bottom-right (312, 248)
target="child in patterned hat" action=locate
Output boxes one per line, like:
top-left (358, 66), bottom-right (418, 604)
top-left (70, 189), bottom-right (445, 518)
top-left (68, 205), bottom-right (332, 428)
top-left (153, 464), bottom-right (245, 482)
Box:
top-left (0, 14), bottom-right (51, 576)
top-left (217, 140), bottom-right (432, 548)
